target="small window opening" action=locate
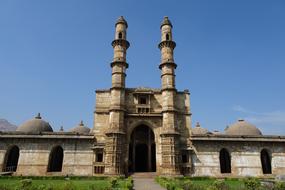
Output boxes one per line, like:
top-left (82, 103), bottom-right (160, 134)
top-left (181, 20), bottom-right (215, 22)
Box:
top-left (166, 33), bottom-right (170, 40)
top-left (96, 153), bottom-right (103, 162)
top-left (139, 97), bottom-right (147, 104)
top-left (118, 32), bottom-right (122, 39)
top-left (94, 166), bottom-right (105, 174)
top-left (182, 154), bottom-right (188, 163)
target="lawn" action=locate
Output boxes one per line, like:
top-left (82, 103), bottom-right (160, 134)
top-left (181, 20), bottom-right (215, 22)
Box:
top-left (155, 176), bottom-right (284, 190)
top-left (0, 176), bottom-right (133, 190)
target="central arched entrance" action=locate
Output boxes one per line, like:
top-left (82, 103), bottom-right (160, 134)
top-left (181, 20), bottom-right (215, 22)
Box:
top-left (128, 125), bottom-right (156, 172)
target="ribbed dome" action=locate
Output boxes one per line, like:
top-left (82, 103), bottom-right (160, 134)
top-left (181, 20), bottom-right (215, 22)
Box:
top-left (192, 122), bottom-right (209, 135)
top-left (160, 16), bottom-right (173, 29)
top-left (17, 113), bottom-right (53, 133)
top-left (225, 119), bottom-right (262, 136)
top-left (69, 121), bottom-right (90, 134)
top-left (115, 16), bottom-right (128, 28)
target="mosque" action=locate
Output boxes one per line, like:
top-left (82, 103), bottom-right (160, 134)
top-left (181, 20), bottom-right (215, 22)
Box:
top-left (1, 16), bottom-right (284, 177)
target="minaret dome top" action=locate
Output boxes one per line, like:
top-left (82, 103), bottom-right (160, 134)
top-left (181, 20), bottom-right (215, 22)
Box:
top-left (115, 16), bottom-right (128, 28)
top-left (160, 16), bottom-right (173, 29)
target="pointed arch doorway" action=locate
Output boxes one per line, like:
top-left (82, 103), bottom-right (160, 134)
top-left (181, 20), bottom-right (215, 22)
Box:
top-left (128, 125), bottom-right (156, 172)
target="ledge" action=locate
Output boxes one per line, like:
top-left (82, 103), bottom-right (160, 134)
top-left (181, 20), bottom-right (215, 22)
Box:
top-left (190, 135), bottom-right (285, 142)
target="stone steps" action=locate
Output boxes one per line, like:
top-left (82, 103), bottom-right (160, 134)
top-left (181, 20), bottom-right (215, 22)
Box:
top-left (131, 172), bottom-right (157, 179)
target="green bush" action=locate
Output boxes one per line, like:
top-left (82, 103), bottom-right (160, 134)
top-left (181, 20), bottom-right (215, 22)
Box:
top-left (273, 181), bottom-right (285, 190)
top-left (243, 178), bottom-right (261, 190)
top-left (16, 179), bottom-right (33, 190)
top-left (206, 180), bottom-right (229, 190)
top-left (110, 177), bottom-right (118, 188)
top-left (181, 180), bottom-right (205, 190)
top-left (122, 177), bottom-right (133, 190)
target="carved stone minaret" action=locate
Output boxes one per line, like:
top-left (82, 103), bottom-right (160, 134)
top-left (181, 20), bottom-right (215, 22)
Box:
top-left (104, 16), bottom-right (129, 176)
top-left (158, 16), bottom-right (181, 175)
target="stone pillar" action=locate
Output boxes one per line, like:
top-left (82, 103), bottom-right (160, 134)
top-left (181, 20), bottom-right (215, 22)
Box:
top-left (158, 16), bottom-right (181, 176)
top-left (104, 16), bottom-right (130, 176)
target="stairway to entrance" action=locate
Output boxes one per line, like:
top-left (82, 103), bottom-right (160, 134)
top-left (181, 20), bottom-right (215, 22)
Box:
top-left (132, 173), bottom-right (165, 190)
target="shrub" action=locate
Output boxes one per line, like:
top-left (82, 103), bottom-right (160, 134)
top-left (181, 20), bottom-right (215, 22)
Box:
top-left (122, 177), bottom-right (133, 190)
top-left (273, 181), bottom-right (285, 190)
top-left (206, 180), bottom-right (229, 190)
top-left (181, 180), bottom-right (205, 190)
top-left (16, 179), bottom-right (33, 190)
top-left (243, 178), bottom-right (261, 190)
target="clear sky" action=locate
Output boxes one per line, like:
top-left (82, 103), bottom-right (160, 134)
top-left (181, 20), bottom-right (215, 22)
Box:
top-left (0, 0), bottom-right (284, 134)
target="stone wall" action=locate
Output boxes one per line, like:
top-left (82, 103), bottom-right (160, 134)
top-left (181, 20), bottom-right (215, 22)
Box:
top-left (0, 134), bottom-right (94, 176)
top-left (191, 139), bottom-right (285, 177)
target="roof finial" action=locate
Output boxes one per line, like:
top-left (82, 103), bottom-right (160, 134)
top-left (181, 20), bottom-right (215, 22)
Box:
top-left (60, 126), bottom-right (64, 132)
top-left (35, 113), bottom-right (41, 119)
top-left (196, 122), bottom-right (201, 128)
top-left (79, 120), bottom-right (84, 126)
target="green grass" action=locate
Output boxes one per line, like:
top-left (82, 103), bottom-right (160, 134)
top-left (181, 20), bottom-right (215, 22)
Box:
top-left (155, 177), bottom-right (284, 190)
top-left (155, 177), bottom-right (248, 190)
top-left (0, 176), bottom-right (133, 190)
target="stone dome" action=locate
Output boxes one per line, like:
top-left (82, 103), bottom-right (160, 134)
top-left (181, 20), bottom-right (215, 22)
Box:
top-left (69, 121), bottom-right (90, 134)
top-left (17, 113), bottom-right (53, 133)
top-left (225, 119), bottom-right (262, 136)
top-left (115, 16), bottom-right (128, 28)
top-left (192, 122), bottom-right (209, 135)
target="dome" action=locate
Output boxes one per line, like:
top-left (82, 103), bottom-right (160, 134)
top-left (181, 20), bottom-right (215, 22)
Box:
top-left (160, 16), bottom-right (173, 29)
top-left (17, 113), bottom-right (53, 133)
top-left (115, 16), bottom-right (128, 28)
top-left (69, 121), bottom-right (90, 134)
top-left (225, 119), bottom-right (262, 136)
top-left (192, 122), bottom-right (209, 135)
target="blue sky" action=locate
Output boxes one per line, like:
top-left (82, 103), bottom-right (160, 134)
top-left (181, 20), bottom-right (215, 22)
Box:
top-left (0, 0), bottom-right (284, 134)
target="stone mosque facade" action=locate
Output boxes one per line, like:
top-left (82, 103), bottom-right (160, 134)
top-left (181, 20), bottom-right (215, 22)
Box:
top-left (1, 16), bottom-right (285, 177)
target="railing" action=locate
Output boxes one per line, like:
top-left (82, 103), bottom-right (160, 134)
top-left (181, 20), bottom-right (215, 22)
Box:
top-left (136, 104), bottom-right (151, 114)
top-left (3, 166), bottom-right (17, 172)
top-left (94, 163), bottom-right (105, 174)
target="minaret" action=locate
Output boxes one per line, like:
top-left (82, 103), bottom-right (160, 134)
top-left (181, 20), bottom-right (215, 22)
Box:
top-left (158, 16), bottom-right (181, 175)
top-left (104, 16), bottom-right (129, 176)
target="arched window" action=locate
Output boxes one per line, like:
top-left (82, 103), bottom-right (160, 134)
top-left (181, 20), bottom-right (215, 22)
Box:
top-left (3, 145), bottom-right (20, 172)
top-left (118, 32), bottom-right (122, 39)
top-left (166, 33), bottom-right (170, 40)
top-left (47, 146), bottom-right (63, 172)
top-left (220, 148), bottom-right (231, 173)
top-left (261, 149), bottom-right (272, 174)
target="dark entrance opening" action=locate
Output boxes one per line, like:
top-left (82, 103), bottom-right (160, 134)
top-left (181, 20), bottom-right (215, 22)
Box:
top-left (47, 146), bottom-right (63, 172)
top-left (135, 144), bottom-right (148, 172)
top-left (220, 148), bottom-right (231, 173)
top-left (261, 149), bottom-right (272, 174)
top-left (3, 146), bottom-right (19, 172)
top-left (129, 125), bottom-right (156, 173)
